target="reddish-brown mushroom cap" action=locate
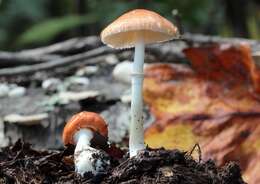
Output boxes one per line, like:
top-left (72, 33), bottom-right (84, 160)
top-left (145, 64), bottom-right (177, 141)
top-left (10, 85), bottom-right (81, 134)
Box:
top-left (101, 9), bottom-right (179, 49)
top-left (62, 111), bottom-right (108, 145)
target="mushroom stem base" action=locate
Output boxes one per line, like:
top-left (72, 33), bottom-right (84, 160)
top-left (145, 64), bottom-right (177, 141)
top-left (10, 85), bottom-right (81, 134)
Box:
top-left (73, 129), bottom-right (110, 175)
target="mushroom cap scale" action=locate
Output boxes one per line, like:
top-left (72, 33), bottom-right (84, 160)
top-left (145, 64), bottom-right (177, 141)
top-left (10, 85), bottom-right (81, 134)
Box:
top-left (101, 9), bottom-right (179, 49)
top-left (63, 111), bottom-right (108, 145)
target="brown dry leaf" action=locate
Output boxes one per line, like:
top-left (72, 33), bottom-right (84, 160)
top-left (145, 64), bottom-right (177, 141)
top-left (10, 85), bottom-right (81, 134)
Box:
top-left (184, 44), bottom-right (252, 83)
top-left (144, 43), bottom-right (260, 184)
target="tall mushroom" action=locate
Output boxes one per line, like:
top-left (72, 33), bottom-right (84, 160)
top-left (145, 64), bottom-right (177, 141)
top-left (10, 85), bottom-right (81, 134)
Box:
top-left (101, 9), bottom-right (179, 157)
top-left (63, 111), bottom-right (110, 176)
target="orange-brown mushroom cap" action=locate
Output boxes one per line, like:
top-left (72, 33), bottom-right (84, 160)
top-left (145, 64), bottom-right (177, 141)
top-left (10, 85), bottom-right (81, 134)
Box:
top-left (101, 9), bottom-right (179, 49)
top-left (62, 111), bottom-right (108, 145)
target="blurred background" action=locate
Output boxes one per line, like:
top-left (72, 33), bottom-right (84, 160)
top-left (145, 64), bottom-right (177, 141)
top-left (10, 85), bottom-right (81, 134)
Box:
top-left (0, 1), bottom-right (259, 183)
top-left (0, 0), bottom-right (259, 51)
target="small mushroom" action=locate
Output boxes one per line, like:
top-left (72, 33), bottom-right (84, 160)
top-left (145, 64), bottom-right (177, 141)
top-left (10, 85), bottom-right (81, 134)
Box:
top-left (62, 111), bottom-right (110, 176)
top-left (101, 9), bottom-right (179, 157)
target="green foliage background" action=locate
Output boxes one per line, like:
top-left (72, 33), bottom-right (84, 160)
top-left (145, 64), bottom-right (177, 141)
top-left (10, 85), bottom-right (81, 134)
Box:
top-left (0, 0), bottom-right (259, 50)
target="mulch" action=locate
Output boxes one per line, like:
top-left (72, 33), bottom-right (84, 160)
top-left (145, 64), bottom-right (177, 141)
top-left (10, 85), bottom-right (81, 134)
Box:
top-left (0, 140), bottom-right (245, 184)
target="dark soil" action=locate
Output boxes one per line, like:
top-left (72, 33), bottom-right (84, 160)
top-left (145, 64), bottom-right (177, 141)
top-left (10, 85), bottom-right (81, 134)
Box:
top-left (0, 140), bottom-right (245, 184)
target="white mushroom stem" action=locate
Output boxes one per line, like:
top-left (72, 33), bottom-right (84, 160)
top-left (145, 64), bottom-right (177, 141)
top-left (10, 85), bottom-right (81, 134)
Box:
top-left (73, 129), bottom-right (108, 176)
top-left (129, 40), bottom-right (145, 157)
top-left (74, 129), bottom-right (93, 153)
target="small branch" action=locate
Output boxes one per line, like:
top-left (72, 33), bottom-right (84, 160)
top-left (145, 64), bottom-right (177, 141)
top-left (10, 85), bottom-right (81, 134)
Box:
top-left (0, 36), bottom-right (101, 67)
top-left (0, 46), bottom-right (115, 77)
top-left (189, 143), bottom-right (202, 163)
top-left (182, 33), bottom-right (258, 44)
top-left (182, 33), bottom-right (260, 52)
top-left (20, 36), bottom-right (101, 55)
top-left (54, 54), bottom-right (115, 75)
top-left (0, 52), bottom-right (60, 66)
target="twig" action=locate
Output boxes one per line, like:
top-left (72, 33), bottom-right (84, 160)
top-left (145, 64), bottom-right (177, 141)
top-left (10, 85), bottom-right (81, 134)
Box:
top-left (0, 51), bottom-right (60, 66)
top-left (182, 33), bottom-right (260, 52)
top-left (0, 36), bottom-right (101, 67)
top-left (20, 36), bottom-right (101, 55)
top-left (0, 46), bottom-right (115, 76)
top-left (189, 143), bottom-right (202, 163)
top-left (56, 54), bottom-right (116, 74)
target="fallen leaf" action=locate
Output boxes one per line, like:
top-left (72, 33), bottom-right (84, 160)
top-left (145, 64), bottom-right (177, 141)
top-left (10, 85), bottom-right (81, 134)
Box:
top-left (144, 43), bottom-right (260, 184)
